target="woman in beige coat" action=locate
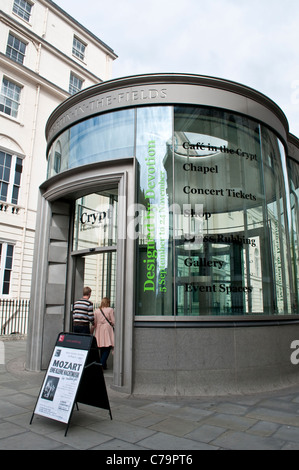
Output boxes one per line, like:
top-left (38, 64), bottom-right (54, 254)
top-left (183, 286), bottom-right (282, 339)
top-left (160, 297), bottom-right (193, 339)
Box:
top-left (94, 297), bottom-right (115, 370)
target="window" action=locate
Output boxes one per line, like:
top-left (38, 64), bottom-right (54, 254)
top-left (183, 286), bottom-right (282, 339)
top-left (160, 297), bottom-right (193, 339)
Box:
top-left (0, 78), bottom-right (22, 118)
top-left (13, 0), bottom-right (32, 22)
top-left (6, 33), bottom-right (27, 65)
top-left (72, 36), bottom-right (86, 61)
top-left (54, 142), bottom-right (61, 174)
top-left (69, 73), bottom-right (83, 95)
top-left (47, 109), bottom-right (135, 177)
top-left (0, 151), bottom-right (23, 205)
top-left (73, 190), bottom-right (118, 251)
top-left (0, 243), bottom-right (14, 295)
top-left (134, 105), bottom-right (297, 317)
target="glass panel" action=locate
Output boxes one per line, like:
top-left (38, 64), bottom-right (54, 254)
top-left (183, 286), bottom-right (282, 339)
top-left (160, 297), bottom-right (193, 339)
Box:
top-left (2, 244), bottom-right (14, 295)
top-left (135, 107), bottom-right (173, 315)
top-left (261, 129), bottom-right (294, 314)
top-left (173, 106), bottom-right (294, 316)
top-left (0, 152), bottom-right (12, 202)
top-left (0, 152), bottom-right (11, 182)
top-left (14, 158), bottom-right (22, 185)
top-left (12, 157), bottom-right (22, 204)
top-left (81, 252), bottom-right (117, 308)
top-left (0, 182), bottom-right (8, 201)
top-left (47, 109), bottom-right (135, 177)
top-left (73, 189), bottom-right (118, 251)
top-left (11, 186), bottom-right (19, 205)
top-left (287, 156), bottom-right (299, 313)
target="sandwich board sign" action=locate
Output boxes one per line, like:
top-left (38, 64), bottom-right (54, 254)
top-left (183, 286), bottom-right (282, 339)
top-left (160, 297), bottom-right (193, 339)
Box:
top-left (30, 332), bottom-right (112, 435)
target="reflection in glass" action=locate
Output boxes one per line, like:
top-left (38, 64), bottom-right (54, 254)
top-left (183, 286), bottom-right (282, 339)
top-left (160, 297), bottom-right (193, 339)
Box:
top-left (287, 156), bottom-right (299, 313)
top-left (173, 107), bottom-right (269, 316)
top-left (135, 107), bottom-right (173, 315)
top-left (80, 252), bottom-right (116, 307)
top-left (47, 109), bottom-right (135, 178)
top-left (73, 190), bottom-right (118, 251)
top-left (135, 105), bottom-right (297, 316)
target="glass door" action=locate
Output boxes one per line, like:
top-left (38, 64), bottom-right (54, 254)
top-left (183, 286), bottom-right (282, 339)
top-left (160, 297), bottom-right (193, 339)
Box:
top-left (71, 187), bottom-right (118, 304)
top-left (73, 189), bottom-right (118, 251)
top-left (73, 251), bottom-right (117, 308)
top-left (71, 187), bottom-right (118, 369)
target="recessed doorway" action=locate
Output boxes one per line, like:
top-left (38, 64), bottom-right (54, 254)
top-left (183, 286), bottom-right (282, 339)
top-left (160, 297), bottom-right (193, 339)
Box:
top-left (71, 188), bottom-right (118, 372)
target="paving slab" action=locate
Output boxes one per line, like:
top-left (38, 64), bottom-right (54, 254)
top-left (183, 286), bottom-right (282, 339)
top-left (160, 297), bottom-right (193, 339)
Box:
top-left (148, 416), bottom-right (198, 437)
top-left (211, 430), bottom-right (286, 450)
top-left (246, 407), bottom-right (299, 426)
top-left (185, 424), bottom-right (227, 444)
top-left (138, 431), bottom-right (218, 450)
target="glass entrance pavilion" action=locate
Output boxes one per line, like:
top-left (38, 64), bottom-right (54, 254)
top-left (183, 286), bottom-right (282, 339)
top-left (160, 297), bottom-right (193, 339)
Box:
top-left (27, 74), bottom-right (299, 395)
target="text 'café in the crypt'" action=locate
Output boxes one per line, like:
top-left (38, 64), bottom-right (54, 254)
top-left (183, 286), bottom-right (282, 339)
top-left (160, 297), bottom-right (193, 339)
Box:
top-left (26, 74), bottom-right (299, 396)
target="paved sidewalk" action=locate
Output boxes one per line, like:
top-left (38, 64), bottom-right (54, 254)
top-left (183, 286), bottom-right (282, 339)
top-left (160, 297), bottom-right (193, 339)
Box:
top-left (1, 338), bottom-right (299, 450)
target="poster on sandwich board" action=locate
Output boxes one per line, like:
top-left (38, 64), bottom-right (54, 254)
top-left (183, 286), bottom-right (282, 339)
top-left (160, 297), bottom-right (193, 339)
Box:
top-left (34, 340), bottom-right (88, 424)
top-left (30, 332), bottom-right (112, 434)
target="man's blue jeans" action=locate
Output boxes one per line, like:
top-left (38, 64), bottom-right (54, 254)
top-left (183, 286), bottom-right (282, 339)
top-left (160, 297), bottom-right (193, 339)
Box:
top-left (100, 347), bottom-right (112, 369)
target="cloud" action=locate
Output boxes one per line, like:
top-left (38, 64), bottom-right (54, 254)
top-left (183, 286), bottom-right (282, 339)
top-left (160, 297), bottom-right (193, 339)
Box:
top-left (55, 0), bottom-right (299, 135)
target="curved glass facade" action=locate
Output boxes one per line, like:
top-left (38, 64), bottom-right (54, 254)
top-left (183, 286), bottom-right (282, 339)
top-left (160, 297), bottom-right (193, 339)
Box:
top-left (47, 104), bottom-right (298, 318)
top-left (47, 108), bottom-right (135, 177)
top-left (288, 156), bottom-right (299, 306)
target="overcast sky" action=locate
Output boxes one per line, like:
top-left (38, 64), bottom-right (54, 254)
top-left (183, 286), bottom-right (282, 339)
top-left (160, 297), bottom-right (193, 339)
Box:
top-left (54, 0), bottom-right (299, 137)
